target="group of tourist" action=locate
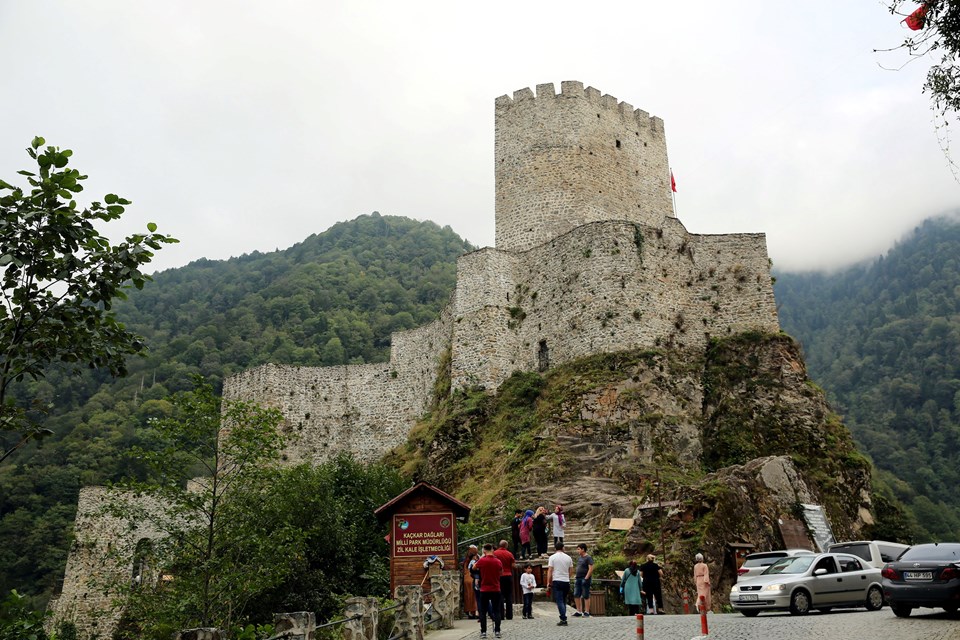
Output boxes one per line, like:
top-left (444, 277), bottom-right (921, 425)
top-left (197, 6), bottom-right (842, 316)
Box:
top-left (461, 538), bottom-right (597, 636)
top-left (460, 503), bottom-right (713, 633)
top-left (510, 504), bottom-right (565, 559)
top-left (462, 540), bottom-right (531, 638)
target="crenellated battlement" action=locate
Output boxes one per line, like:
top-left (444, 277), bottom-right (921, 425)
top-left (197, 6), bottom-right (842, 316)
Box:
top-left (495, 81), bottom-right (664, 134)
top-left (495, 81), bottom-right (673, 252)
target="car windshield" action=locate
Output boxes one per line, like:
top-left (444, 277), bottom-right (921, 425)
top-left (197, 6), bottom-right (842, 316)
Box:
top-left (763, 556), bottom-right (815, 575)
top-left (900, 544), bottom-right (960, 562)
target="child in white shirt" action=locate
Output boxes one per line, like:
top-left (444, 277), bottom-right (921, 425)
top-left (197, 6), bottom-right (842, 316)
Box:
top-left (520, 564), bottom-right (537, 619)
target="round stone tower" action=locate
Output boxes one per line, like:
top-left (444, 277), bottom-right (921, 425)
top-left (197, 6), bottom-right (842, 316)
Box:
top-left (495, 81), bottom-right (673, 252)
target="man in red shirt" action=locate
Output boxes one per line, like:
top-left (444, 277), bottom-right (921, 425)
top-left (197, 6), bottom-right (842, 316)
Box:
top-left (493, 539), bottom-right (516, 620)
top-left (474, 543), bottom-right (503, 639)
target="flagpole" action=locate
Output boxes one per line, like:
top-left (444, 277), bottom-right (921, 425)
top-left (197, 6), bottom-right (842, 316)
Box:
top-left (670, 168), bottom-right (678, 218)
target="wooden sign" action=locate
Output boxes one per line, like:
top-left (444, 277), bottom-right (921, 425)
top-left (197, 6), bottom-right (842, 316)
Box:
top-left (375, 481), bottom-right (471, 593)
top-left (392, 512), bottom-right (456, 557)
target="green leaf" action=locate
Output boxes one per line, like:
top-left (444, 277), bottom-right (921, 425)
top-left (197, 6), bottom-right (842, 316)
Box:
top-left (31, 136), bottom-right (45, 149)
top-left (147, 222), bottom-right (158, 232)
top-left (104, 193), bottom-right (118, 204)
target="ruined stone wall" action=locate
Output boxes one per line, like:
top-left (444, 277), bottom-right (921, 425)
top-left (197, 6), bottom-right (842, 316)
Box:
top-left (451, 218), bottom-right (779, 391)
top-left (495, 81), bottom-right (672, 252)
top-left (222, 301), bottom-right (454, 464)
top-left (47, 487), bottom-right (167, 640)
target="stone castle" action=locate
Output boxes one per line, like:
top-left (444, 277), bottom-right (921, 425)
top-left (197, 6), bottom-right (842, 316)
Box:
top-left (50, 81), bottom-right (779, 637)
top-left (223, 80), bottom-right (778, 464)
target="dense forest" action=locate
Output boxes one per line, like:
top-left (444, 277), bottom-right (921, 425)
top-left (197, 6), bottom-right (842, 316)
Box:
top-left (776, 215), bottom-right (960, 542)
top-left (0, 213), bottom-right (472, 606)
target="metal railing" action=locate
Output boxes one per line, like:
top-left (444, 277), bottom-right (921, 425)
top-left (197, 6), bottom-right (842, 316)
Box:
top-left (457, 526), bottom-right (511, 551)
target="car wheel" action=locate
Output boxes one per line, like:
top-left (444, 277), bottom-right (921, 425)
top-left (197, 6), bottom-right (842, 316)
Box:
top-left (866, 586), bottom-right (884, 611)
top-left (789, 589), bottom-right (811, 616)
top-left (740, 610), bottom-right (760, 617)
top-left (891, 603), bottom-right (912, 618)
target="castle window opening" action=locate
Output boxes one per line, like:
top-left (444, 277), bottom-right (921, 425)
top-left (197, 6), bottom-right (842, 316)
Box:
top-left (537, 340), bottom-right (550, 372)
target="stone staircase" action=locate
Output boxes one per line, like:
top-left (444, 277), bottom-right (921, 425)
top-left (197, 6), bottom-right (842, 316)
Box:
top-left (562, 520), bottom-right (604, 553)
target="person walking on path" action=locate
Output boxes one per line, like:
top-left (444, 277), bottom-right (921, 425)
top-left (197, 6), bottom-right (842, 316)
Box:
top-left (494, 540), bottom-right (516, 621)
top-left (475, 543), bottom-right (504, 639)
top-left (462, 545), bottom-right (479, 619)
top-left (572, 543), bottom-right (594, 617)
top-left (620, 559), bottom-right (644, 615)
top-left (510, 509), bottom-right (523, 555)
top-left (693, 552), bottom-right (712, 612)
top-left (520, 564), bottom-right (537, 619)
top-left (546, 504), bottom-right (565, 547)
top-left (533, 506), bottom-right (549, 557)
top-left (519, 510), bottom-right (533, 559)
top-left (546, 541), bottom-right (573, 626)
top-left (640, 554), bottom-right (665, 614)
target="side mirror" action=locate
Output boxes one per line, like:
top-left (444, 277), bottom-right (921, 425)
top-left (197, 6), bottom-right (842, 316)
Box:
top-left (813, 568), bottom-right (828, 577)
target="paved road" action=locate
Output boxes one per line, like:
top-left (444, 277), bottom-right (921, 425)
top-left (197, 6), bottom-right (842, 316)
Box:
top-left (434, 603), bottom-right (960, 640)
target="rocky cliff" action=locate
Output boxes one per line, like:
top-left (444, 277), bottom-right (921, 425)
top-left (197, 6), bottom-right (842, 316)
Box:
top-left (386, 331), bottom-right (873, 609)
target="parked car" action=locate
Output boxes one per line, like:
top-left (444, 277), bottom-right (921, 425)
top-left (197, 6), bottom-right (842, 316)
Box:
top-left (881, 542), bottom-right (960, 617)
top-left (828, 540), bottom-right (909, 569)
top-left (737, 549), bottom-right (816, 582)
top-left (730, 553), bottom-right (884, 616)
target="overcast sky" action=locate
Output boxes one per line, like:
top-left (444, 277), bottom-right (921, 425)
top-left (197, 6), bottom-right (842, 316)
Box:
top-left (1, 1), bottom-right (956, 274)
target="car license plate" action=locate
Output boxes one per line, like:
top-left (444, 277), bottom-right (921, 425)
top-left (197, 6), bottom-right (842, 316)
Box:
top-left (739, 594), bottom-right (758, 602)
top-left (904, 571), bottom-right (933, 581)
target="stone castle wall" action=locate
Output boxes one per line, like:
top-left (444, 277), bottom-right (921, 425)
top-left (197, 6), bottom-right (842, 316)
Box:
top-left (495, 81), bottom-right (672, 252)
top-left (222, 299), bottom-right (455, 465)
top-left (47, 488), bottom-right (168, 640)
top-left (450, 218), bottom-right (779, 390)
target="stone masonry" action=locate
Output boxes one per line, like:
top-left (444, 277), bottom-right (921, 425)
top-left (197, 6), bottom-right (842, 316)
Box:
top-left (222, 81), bottom-right (779, 465)
top-left (47, 487), bottom-right (168, 639)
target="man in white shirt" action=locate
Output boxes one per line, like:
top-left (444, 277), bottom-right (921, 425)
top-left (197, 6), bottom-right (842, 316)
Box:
top-left (545, 541), bottom-right (573, 626)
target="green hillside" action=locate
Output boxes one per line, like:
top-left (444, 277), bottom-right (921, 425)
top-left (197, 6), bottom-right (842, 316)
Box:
top-left (0, 213), bottom-right (471, 604)
top-left (775, 216), bottom-right (960, 541)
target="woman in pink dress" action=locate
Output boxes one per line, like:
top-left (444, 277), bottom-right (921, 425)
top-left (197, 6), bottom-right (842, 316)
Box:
top-left (693, 553), bottom-right (711, 612)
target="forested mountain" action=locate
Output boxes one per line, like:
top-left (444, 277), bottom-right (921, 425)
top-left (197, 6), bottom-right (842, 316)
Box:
top-left (776, 215), bottom-right (960, 542)
top-left (0, 213), bottom-right (472, 605)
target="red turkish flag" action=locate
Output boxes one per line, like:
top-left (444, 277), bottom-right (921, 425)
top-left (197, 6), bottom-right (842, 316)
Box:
top-left (671, 171), bottom-right (677, 193)
top-left (905, 4), bottom-right (929, 31)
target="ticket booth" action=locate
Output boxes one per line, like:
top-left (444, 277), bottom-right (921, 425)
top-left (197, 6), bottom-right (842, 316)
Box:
top-left (375, 481), bottom-right (471, 593)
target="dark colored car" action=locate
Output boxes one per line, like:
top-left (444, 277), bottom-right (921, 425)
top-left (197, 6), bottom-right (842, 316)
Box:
top-left (881, 542), bottom-right (960, 617)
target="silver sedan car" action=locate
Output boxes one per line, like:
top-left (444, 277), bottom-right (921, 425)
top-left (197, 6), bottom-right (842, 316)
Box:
top-left (730, 553), bottom-right (885, 616)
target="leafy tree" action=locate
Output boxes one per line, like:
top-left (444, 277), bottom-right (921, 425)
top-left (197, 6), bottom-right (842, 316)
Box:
top-left (0, 589), bottom-right (48, 640)
top-left (242, 456), bottom-right (408, 622)
top-left (886, 2), bottom-right (960, 115)
top-left (111, 377), bottom-right (293, 637)
top-left (0, 137), bottom-right (177, 463)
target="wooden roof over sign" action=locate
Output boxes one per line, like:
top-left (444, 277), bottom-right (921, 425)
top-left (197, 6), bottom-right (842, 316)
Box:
top-left (374, 481), bottom-right (472, 523)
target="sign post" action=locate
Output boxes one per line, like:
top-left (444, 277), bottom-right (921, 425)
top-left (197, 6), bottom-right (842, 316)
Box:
top-left (375, 482), bottom-right (471, 594)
